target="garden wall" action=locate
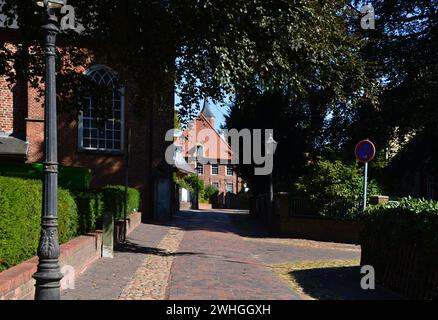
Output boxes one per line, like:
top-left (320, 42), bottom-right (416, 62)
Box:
top-left (251, 193), bottom-right (361, 244)
top-left (279, 217), bottom-right (360, 244)
top-left (0, 212), bottom-right (141, 300)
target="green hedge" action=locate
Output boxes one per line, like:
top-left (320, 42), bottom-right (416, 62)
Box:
top-left (0, 169), bottom-right (141, 271)
top-left (0, 161), bottom-right (91, 191)
top-left (0, 176), bottom-right (79, 271)
top-left (74, 185), bottom-right (140, 233)
top-left (74, 189), bottom-right (104, 234)
top-left (201, 185), bottom-right (219, 204)
top-left (0, 174), bottom-right (141, 271)
top-left (360, 198), bottom-right (438, 299)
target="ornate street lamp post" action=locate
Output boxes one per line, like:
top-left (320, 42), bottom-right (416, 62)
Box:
top-left (32, 0), bottom-right (66, 300)
top-left (266, 134), bottom-right (278, 216)
top-left (195, 145), bottom-right (203, 210)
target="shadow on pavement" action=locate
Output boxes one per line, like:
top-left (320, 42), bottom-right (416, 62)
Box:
top-left (115, 241), bottom-right (199, 258)
top-left (289, 266), bottom-right (404, 300)
top-left (168, 210), bottom-right (273, 239)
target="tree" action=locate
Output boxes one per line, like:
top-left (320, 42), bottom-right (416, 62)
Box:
top-left (174, 111), bottom-right (182, 130)
top-left (225, 91), bottom-right (309, 195)
top-left (344, 1), bottom-right (438, 150)
top-left (0, 0), bottom-right (376, 123)
top-left (295, 158), bottom-right (383, 202)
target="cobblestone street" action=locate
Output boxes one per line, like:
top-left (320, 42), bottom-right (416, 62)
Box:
top-left (61, 209), bottom-right (375, 300)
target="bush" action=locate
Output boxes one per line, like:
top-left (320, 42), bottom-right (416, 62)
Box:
top-left (361, 198), bottom-right (438, 299)
top-left (296, 158), bottom-right (384, 202)
top-left (0, 174), bottom-right (140, 272)
top-left (101, 185), bottom-right (140, 222)
top-left (74, 189), bottom-right (104, 234)
top-left (0, 161), bottom-right (91, 191)
top-left (176, 175), bottom-right (204, 193)
top-left (74, 185), bottom-right (141, 233)
top-left (175, 174), bottom-right (206, 202)
top-left (0, 176), bottom-right (79, 271)
top-left (202, 185), bottom-right (219, 204)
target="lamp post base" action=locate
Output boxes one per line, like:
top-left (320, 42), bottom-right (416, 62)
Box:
top-left (33, 260), bottom-right (63, 300)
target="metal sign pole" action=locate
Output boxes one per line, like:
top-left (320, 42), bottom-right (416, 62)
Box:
top-left (363, 161), bottom-right (368, 212)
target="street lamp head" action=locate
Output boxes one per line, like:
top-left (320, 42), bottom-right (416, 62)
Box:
top-left (266, 133), bottom-right (278, 155)
top-left (35, 0), bottom-right (66, 9)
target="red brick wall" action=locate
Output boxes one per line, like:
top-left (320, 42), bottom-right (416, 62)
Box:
top-left (0, 212), bottom-right (142, 300)
top-left (0, 38), bottom-right (174, 220)
top-left (26, 85), bottom-right (44, 161)
top-left (0, 77), bottom-right (14, 133)
top-left (197, 162), bottom-right (242, 195)
top-left (252, 194), bottom-right (360, 244)
top-left (180, 115), bottom-right (243, 195)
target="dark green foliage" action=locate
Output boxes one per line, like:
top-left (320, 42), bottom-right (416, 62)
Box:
top-left (175, 175), bottom-right (204, 193)
top-left (342, 1), bottom-right (438, 160)
top-left (101, 185), bottom-right (141, 222)
top-left (176, 175), bottom-right (212, 203)
top-left (0, 0), bottom-right (375, 123)
top-left (0, 176), bottom-right (78, 271)
top-left (73, 189), bottom-right (104, 234)
top-left (0, 175), bottom-right (141, 271)
top-left (202, 185), bottom-right (219, 204)
top-left (0, 161), bottom-right (91, 191)
top-left (74, 186), bottom-right (141, 233)
top-left (296, 158), bottom-right (384, 202)
top-left (225, 92), bottom-right (307, 196)
top-left (360, 198), bottom-right (438, 299)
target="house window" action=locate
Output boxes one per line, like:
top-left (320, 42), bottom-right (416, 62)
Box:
top-left (226, 164), bottom-right (233, 176)
top-left (196, 145), bottom-right (204, 158)
top-left (196, 162), bottom-right (204, 174)
top-left (79, 65), bottom-right (124, 152)
top-left (212, 182), bottom-right (219, 189)
top-left (211, 164), bottom-right (219, 175)
top-left (226, 182), bottom-right (234, 193)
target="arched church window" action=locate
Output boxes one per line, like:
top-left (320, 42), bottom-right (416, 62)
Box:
top-left (78, 65), bottom-right (125, 152)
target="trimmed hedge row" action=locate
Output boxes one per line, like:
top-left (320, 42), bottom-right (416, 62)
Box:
top-left (360, 198), bottom-right (438, 299)
top-left (0, 176), bottom-right (78, 271)
top-left (0, 175), bottom-right (141, 271)
top-left (0, 161), bottom-right (91, 191)
top-left (74, 186), bottom-right (140, 233)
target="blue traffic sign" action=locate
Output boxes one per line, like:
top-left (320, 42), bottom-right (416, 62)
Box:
top-left (355, 140), bottom-right (376, 163)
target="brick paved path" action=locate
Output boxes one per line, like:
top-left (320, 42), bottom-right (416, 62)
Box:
top-left (166, 210), bottom-right (301, 300)
top-left (61, 223), bottom-right (169, 300)
top-left (63, 209), bottom-right (370, 300)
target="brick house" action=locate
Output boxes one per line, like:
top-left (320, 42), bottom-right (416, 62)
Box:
top-left (178, 100), bottom-right (244, 206)
top-left (0, 29), bottom-right (175, 221)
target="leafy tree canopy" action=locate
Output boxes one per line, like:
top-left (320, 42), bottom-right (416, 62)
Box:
top-left (1, 0), bottom-right (375, 123)
top-left (342, 0), bottom-right (438, 151)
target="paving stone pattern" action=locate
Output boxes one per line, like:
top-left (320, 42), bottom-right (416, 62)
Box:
top-left (62, 209), bottom-right (388, 300)
top-left (61, 223), bottom-right (170, 300)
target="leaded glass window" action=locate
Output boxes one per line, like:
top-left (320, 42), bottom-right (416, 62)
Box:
top-left (79, 65), bottom-right (124, 152)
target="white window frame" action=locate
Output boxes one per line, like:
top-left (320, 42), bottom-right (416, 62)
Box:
top-left (212, 182), bottom-right (219, 189)
top-left (78, 65), bottom-right (125, 153)
top-left (226, 164), bottom-right (233, 176)
top-left (211, 163), bottom-right (219, 176)
top-left (226, 182), bottom-right (234, 193)
top-left (196, 161), bottom-right (204, 175)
